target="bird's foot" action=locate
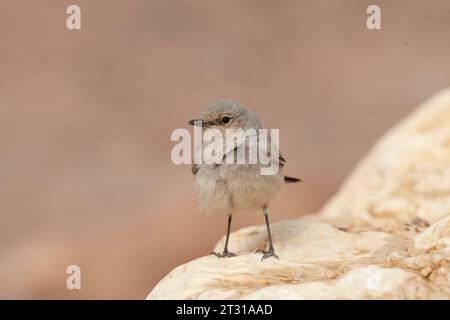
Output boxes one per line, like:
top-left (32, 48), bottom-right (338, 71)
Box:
top-left (211, 249), bottom-right (236, 258)
top-left (255, 247), bottom-right (279, 261)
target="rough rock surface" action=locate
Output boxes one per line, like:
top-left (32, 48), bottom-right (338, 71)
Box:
top-left (148, 90), bottom-right (450, 299)
top-left (321, 90), bottom-right (450, 227)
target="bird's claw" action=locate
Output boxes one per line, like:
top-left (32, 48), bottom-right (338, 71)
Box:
top-left (211, 250), bottom-right (236, 258)
top-left (255, 247), bottom-right (279, 261)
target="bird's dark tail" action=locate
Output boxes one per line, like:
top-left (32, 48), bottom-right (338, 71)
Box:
top-left (284, 176), bottom-right (302, 183)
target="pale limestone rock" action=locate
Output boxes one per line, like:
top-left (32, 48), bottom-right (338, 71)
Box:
top-left (148, 90), bottom-right (450, 299)
top-left (148, 217), bottom-right (450, 299)
top-left (409, 215), bottom-right (450, 256)
top-left (321, 90), bottom-right (450, 227)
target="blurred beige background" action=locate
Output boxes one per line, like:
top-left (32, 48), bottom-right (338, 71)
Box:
top-left (1, 0), bottom-right (450, 299)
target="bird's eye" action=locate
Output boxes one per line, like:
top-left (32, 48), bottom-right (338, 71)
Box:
top-left (221, 116), bottom-right (231, 124)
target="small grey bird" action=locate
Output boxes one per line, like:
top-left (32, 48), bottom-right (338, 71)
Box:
top-left (189, 99), bottom-right (300, 260)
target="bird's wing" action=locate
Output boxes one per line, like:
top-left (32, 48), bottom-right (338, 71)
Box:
top-left (192, 163), bottom-right (199, 175)
top-left (279, 153), bottom-right (286, 167)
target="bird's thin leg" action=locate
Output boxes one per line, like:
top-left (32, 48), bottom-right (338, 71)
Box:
top-left (211, 214), bottom-right (236, 258)
top-left (256, 206), bottom-right (279, 260)
top-left (223, 214), bottom-right (233, 254)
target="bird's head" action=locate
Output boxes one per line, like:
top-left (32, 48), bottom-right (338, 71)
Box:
top-left (189, 99), bottom-right (262, 133)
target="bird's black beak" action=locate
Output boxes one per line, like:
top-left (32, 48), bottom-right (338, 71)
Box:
top-left (188, 119), bottom-right (213, 127)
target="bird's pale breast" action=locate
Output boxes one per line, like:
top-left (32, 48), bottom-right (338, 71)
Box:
top-left (194, 163), bottom-right (284, 215)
